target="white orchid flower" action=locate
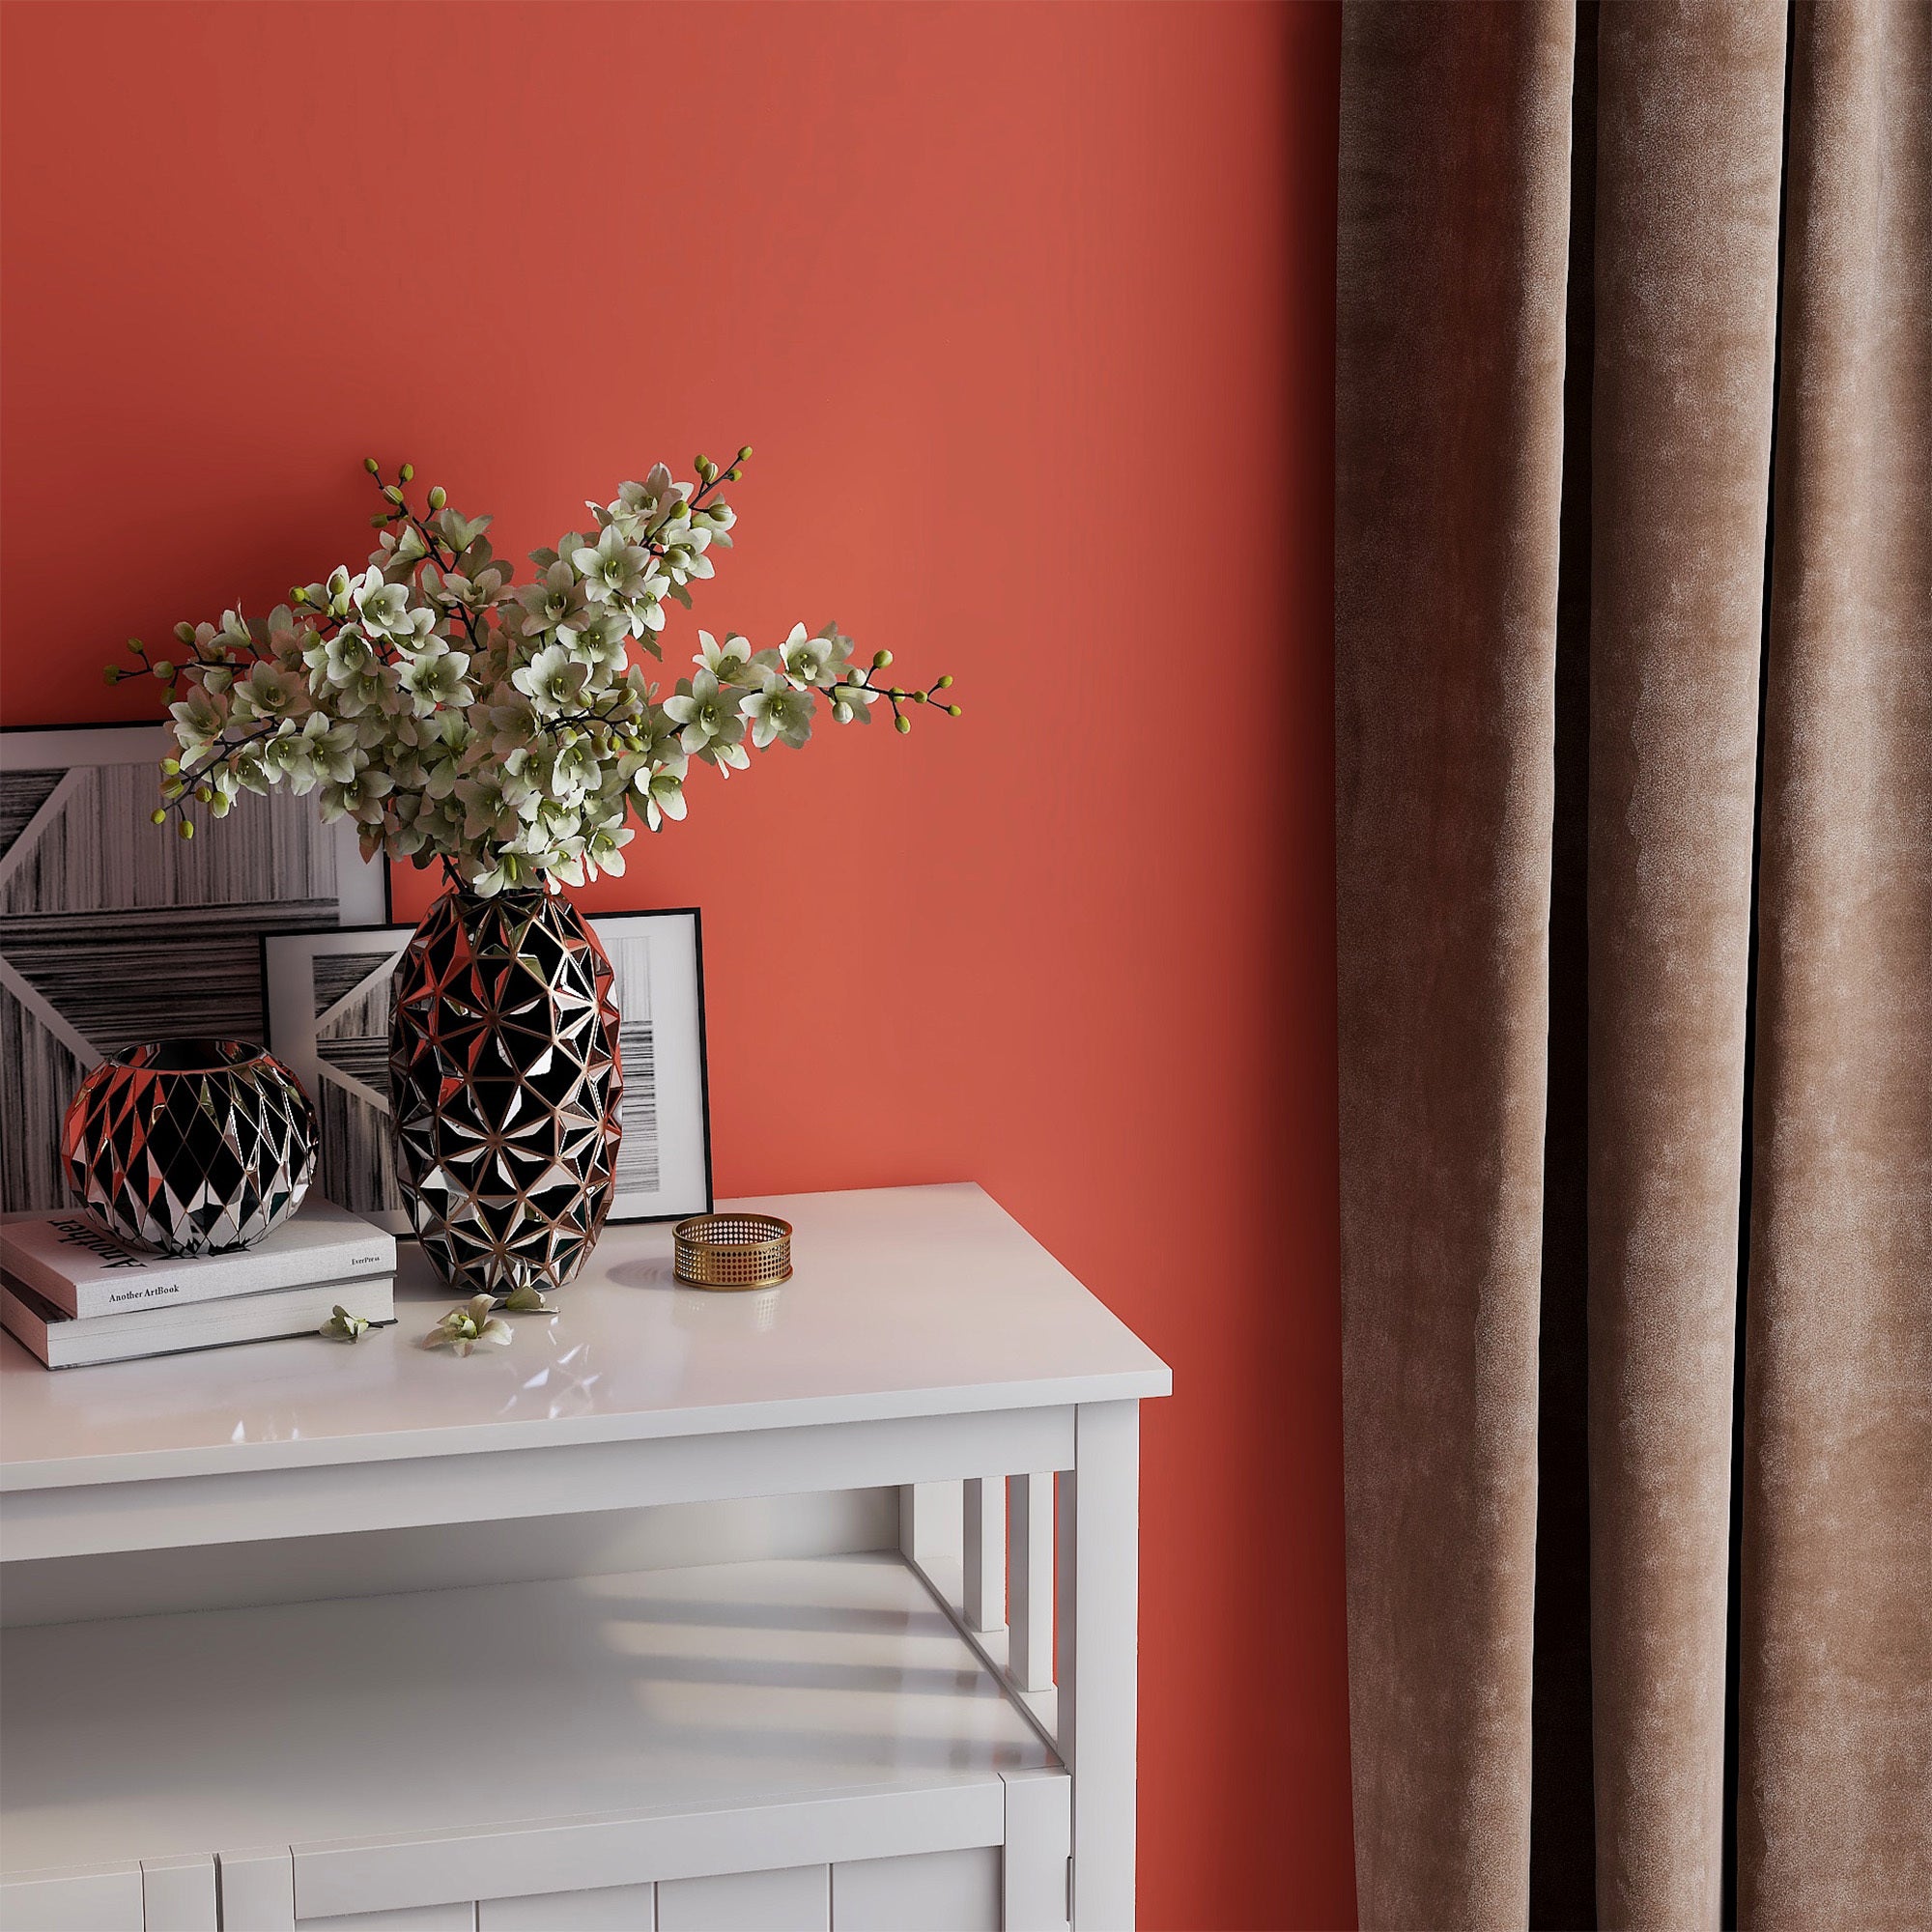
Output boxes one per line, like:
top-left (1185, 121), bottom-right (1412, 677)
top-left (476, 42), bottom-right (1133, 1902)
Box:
top-left (167, 686), bottom-right (227, 751)
top-left (572, 525), bottom-right (652, 606)
top-left (317, 624), bottom-right (381, 689)
top-left (229, 662), bottom-right (304, 725)
top-left (740, 677), bottom-right (815, 751)
top-left (515, 559), bottom-right (588, 638)
top-left (317, 765), bottom-right (392, 824)
top-left (695, 629), bottom-right (753, 681)
top-left (319, 1305), bottom-right (370, 1343)
top-left (634, 765), bottom-right (688, 832)
top-left (778, 621), bottom-right (842, 691)
top-left (422, 1294), bottom-right (512, 1355)
top-left (397, 640), bottom-right (473, 716)
top-left (664, 668), bottom-right (751, 764)
top-left (584, 821), bottom-right (634, 876)
top-left (511, 643), bottom-right (589, 717)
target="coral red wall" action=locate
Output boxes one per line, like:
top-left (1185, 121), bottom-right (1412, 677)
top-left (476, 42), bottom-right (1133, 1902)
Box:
top-left (0, 4), bottom-right (1349, 1924)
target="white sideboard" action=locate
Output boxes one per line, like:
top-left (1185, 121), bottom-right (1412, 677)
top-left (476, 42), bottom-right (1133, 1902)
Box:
top-left (0, 1183), bottom-right (1170, 1932)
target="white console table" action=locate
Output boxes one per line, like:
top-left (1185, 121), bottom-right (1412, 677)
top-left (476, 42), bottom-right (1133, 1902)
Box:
top-left (0, 1184), bottom-right (1170, 1932)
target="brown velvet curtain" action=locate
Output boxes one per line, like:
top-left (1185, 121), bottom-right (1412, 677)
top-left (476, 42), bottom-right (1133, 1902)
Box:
top-left (1335, 2), bottom-right (1931, 1927)
top-left (1738, 3), bottom-right (1932, 1921)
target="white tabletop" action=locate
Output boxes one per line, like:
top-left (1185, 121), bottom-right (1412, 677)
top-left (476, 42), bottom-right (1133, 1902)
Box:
top-left (1, 1184), bottom-right (1170, 1492)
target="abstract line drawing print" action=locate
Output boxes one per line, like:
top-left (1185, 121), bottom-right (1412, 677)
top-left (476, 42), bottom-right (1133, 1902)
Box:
top-left (264, 910), bottom-right (708, 1230)
top-left (604, 928), bottom-right (661, 1199)
top-left (0, 726), bottom-right (385, 1215)
top-left (313, 945), bottom-right (408, 1231)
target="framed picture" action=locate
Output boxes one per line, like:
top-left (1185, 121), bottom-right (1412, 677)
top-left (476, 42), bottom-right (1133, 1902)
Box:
top-left (264, 909), bottom-right (711, 1233)
top-left (0, 723), bottom-right (389, 1215)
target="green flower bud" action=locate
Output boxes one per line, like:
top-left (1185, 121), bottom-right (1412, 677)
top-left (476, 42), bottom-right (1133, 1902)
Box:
top-left (194, 784), bottom-right (213, 805)
top-left (895, 714), bottom-right (912, 735)
top-left (737, 445), bottom-right (753, 461)
top-left (428, 486), bottom-right (447, 510)
top-left (177, 818), bottom-right (194, 840)
top-left (364, 457), bottom-right (381, 473)
top-left (935, 674), bottom-right (953, 689)
top-left (383, 484), bottom-right (405, 503)
top-left (173, 623), bottom-right (196, 646)
top-left (292, 585), bottom-right (308, 604)
top-left (399, 463), bottom-right (414, 482)
top-left (103, 666), bottom-right (122, 685)
top-left (873, 649), bottom-right (893, 668)
top-left (370, 514), bottom-right (390, 527)
top-left (911, 689), bottom-right (927, 704)
top-left (946, 703), bottom-right (962, 717)
top-left (153, 659), bottom-right (175, 680)
top-left (160, 757), bottom-right (181, 776)
top-left (151, 808), bottom-right (168, 826)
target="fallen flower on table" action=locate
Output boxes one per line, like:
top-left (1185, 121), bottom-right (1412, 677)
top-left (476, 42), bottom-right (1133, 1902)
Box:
top-left (502, 1282), bottom-right (557, 1314)
top-left (423, 1294), bottom-right (513, 1355)
top-left (319, 1305), bottom-right (370, 1343)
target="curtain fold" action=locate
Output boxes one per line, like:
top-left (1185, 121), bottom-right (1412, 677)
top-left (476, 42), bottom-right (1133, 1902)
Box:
top-left (1739, 4), bottom-right (1932, 1925)
top-left (1584, 7), bottom-right (1788, 1925)
top-left (1335, 5), bottom-right (1574, 1924)
top-left (1335, 1), bottom-right (1931, 1925)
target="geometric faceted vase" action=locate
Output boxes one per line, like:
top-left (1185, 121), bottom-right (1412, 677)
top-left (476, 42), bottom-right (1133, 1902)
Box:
top-left (61, 1037), bottom-right (319, 1256)
top-left (388, 886), bottom-right (623, 1301)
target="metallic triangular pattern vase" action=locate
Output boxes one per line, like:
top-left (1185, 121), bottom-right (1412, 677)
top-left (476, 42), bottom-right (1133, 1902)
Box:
top-left (62, 1038), bottom-right (319, 1256)
top-left (388, 887), bottom-right (623, 1299)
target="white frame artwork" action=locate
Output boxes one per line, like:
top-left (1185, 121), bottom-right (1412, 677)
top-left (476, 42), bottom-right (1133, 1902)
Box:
top-left (0, 723), bottom-right (387, 1217)
top-left (264, 909), bottom-right (712, 1234)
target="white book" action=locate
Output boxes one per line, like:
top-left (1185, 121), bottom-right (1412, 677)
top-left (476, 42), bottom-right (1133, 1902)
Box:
top-left (0, 1202), bottom-right (396, 1320)
top-left (0, 1270), bottom-right (396, 1370)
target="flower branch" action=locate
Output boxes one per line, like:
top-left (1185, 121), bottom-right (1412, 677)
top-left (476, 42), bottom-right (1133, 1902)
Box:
top-left (108, 452), bottom-right (959, 892)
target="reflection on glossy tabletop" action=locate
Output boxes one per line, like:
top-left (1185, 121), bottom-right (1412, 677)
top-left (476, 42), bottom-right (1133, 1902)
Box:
top-left (2, 1184), bottom-right (1170, 1487)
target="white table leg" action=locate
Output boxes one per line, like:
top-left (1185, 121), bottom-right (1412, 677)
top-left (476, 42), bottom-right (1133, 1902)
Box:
top-left (1057, 1400), bottom-right (1140, 1930)
top-left (898, 1480), bottom-right (959, 1576)
top-left (962, 1477), bottom-right (1007, 1634)
top-left (1007, 1471), bottom-right (1056, 1691)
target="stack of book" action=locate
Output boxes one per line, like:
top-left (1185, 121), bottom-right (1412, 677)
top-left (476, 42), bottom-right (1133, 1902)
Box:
top-left (0, 1201), bottom-right (396, 1369)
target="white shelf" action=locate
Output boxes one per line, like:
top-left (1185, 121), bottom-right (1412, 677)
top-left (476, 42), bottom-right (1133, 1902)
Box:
top-left (0, 1183), bottom-right (1157, 1928)
top-left (1, 1552), bottom-right (1056, 1879)
top-left (1, 1184), bottom-right (1170, 1494)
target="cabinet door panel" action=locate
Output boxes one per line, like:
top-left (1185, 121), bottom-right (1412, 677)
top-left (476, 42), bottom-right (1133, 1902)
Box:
top-left (143, 1854), bottom-right (218, 1932)
top-left (0, 1861), bottom-right (145, 1932)
top-left (657, 1865), bottom-right (828, 1932)
top-left (832, 1848), bottom-right (1001, 1932)
top-left (218, 1846), bottom-right (298, 1932)
top-left (480, 1886), bottom-right (654, 1930)
top-left (298, 1903), bottom-right (474, 1931)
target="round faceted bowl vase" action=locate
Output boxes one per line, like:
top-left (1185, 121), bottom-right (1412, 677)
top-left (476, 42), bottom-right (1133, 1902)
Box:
top-left (61, 1038), bottom-right (319, 1256)
top-left (388, 886), bottom-right (624, 1300)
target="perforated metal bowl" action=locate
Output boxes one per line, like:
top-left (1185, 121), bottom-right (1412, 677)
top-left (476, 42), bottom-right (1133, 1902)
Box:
top-left (672, 1212), bottom-right (793, 1291)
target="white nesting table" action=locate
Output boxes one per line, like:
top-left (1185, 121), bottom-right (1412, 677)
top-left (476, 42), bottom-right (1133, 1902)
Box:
top-left (0, 1183), bottom-right (1170, 1932)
